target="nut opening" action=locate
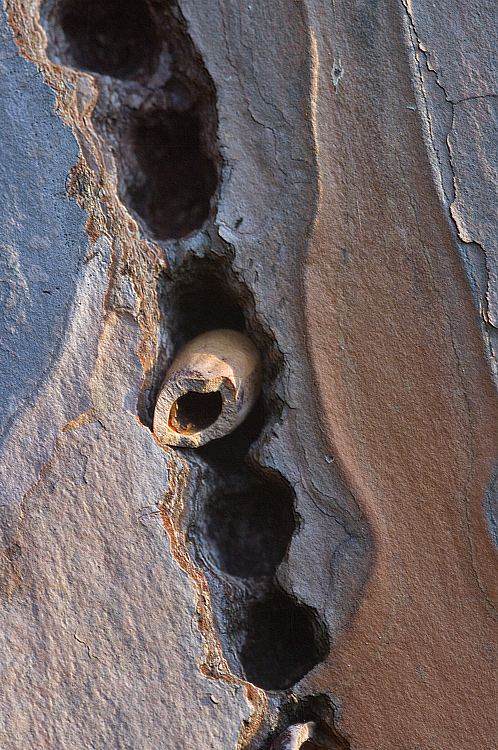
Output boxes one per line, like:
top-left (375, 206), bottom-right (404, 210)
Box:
top-left (153, 329), bottom-right (262, 448)
top-left (169, 390), bottom-right (223, 434)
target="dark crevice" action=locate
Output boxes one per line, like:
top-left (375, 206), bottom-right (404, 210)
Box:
top-left (57, 0), bottom-right (161, 78)
top-left (204, 474), bottom-right (296, 578)
top-left (42, 0), bottom-right (220, 240)
top-left (240, 588), bottom-right (328, 691)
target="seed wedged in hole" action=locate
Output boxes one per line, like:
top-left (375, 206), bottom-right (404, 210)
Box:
top-left (270, 694), bottom-right (350, 750)
top-left (58, 0), bottom-right (160, 78)
top-left (154, 330), bottom-right (261, 448)
top-left (240, 589), bottom-right (328, 691)
top-left (169, 390), bottom-right (223, 434)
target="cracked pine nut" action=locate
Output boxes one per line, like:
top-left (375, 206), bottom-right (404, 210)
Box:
top-left (153, 328), bottom-right (262, 448)
top-left (270, 722), bottom-right (316, 750)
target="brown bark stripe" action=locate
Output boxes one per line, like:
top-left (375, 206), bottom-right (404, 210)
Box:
top-left (303, 0), bottom-right (498, 747)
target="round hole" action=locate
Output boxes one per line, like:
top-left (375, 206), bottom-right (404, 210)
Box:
top-left (169, 390), bottom-right (223, 434)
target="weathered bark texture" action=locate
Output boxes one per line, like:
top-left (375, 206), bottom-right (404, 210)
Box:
top-left (0, 0), bottom-right (497, 748)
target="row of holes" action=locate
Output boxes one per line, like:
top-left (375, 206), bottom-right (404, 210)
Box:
top-left (154, 257), bottom-right (328, 691)
top-left (43, 0), bottom-right (219, 240)
top-left (41, 0), bottom-right (338, 739)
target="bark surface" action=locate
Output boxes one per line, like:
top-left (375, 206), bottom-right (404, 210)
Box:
top-left (0, 0), bottom-right (497, 748)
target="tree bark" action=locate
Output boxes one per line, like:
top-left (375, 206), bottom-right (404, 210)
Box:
top-left (1, 0), bottom-right (497, 748)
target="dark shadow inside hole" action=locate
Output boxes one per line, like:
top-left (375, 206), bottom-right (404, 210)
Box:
top-left (240, 589), bottom-right (328, 691)
top-left (164, 261), bottom-right (246, 348)
top-left (128, 110), bottom-right (218, 240)
top-left (205, 475), bottom-right (296, 578)
top-left (170, 390), bottom-right (223, 434)
top-left (58, 0), bottom-right (160, 77)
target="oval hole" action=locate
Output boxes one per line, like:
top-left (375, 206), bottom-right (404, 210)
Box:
top-left (205, 477), bottom-right (296, 578)
top-left (240, 589), bottom-right (328, 691)
top-left (169, 390), bottom-right (223, 434)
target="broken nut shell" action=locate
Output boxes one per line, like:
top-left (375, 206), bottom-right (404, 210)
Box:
top-left (270, 722), bottom-right (316, 750)
top-left (153, 328), bottom-right (262, 448)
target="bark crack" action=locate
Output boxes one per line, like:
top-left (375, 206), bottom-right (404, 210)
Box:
top-left (400, 0), bottom-right (497, 345)
top-left (74, 632), bottom-right (100, 660)
top-left (400, 0), bottom-right (498, 618)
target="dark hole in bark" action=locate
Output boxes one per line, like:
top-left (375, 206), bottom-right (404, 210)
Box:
top-left (58, 0), bottom-right (160, 78)
top-left (143, 260), bottom-right (254, 429)
top-left (170, 390), bottom-right (223, 434)
top-left (240, 589), bottom-right (328, 691)
top-left (205, 476), bottom-right (296, 578)
top-left (128, 110), bottom-right (218, 240)
top-left (164, 261), bottom-right (246, 348)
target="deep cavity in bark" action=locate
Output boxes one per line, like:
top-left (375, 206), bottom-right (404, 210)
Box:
top-left (152, 254), bottom-right (328, 693)
top-left (42, 0), bottom-right (220, 240)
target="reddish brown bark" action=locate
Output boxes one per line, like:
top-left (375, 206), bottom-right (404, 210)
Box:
top-left (304, 0), bottom-right (498, 746)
